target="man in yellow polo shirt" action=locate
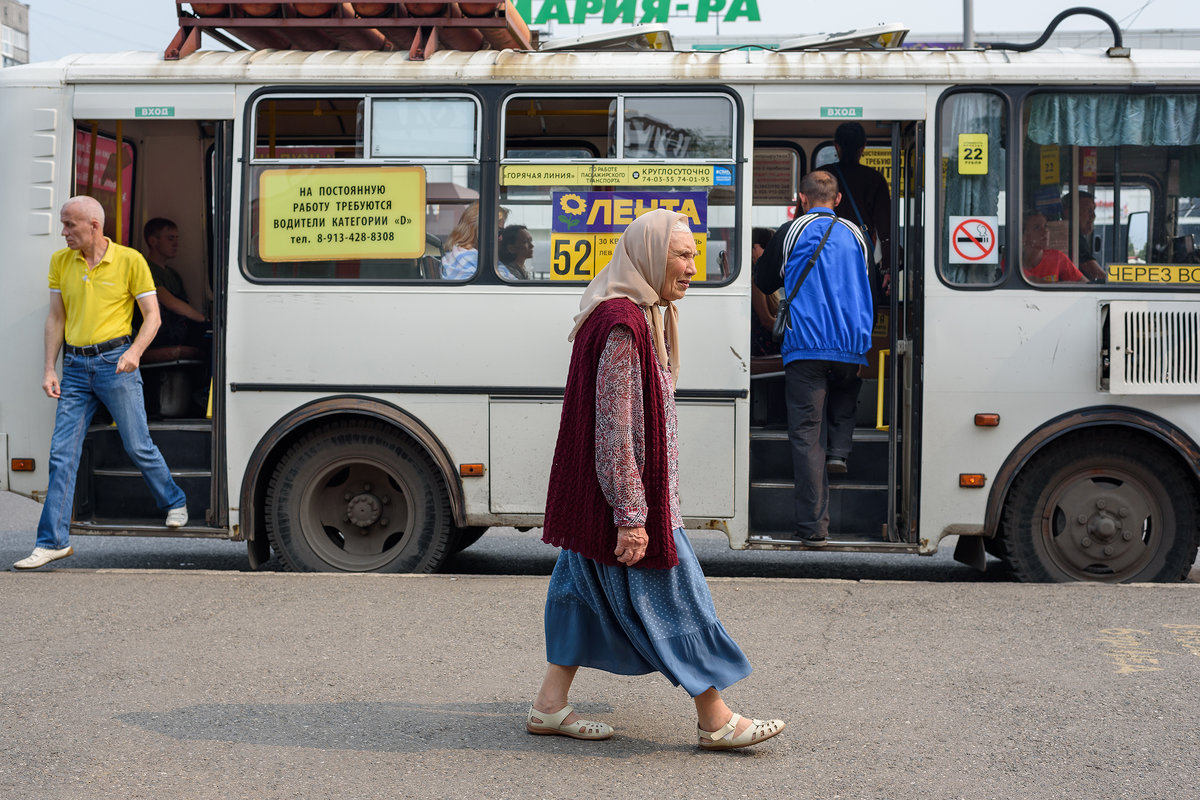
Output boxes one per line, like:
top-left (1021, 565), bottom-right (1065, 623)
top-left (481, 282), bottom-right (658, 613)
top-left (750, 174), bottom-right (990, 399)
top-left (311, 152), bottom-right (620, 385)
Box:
top-left (14, 196), bottom-right (188, 570)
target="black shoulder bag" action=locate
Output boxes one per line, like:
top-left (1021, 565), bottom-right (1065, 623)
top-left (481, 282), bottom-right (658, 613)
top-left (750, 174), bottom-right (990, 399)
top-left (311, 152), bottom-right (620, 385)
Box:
top-left (772, 215), bottom-right (837, 343)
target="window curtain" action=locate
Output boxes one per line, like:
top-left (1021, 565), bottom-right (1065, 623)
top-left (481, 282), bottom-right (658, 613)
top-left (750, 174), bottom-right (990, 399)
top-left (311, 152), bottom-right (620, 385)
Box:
top-left (1027, 94), bottom-right (1200, 147)
top-left (1181, 145), bottom-right (1200, 197)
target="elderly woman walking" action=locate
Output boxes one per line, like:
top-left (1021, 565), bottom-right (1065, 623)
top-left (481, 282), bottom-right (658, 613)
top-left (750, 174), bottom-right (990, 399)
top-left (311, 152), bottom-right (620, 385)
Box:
top-left (526, 208), bottom-right (785, 751)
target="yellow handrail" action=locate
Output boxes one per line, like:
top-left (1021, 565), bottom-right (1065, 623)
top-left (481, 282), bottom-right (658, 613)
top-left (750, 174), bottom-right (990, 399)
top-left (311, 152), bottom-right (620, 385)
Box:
top-left (114, 120), bottom-right (123, 244)
top-left (876, 349), bottom-right (890, 432)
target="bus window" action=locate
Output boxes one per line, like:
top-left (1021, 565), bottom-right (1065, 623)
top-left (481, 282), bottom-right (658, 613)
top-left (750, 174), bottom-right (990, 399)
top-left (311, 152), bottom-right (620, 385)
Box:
top-left (74, 128), bottom-right (136, 246)
top-left (254, 96), bottom-right (364, 159)
top-left (1023, 91), bottom-right (1200, 289)
top-left (939, 91), bottom-right (1008, 287)
top-left (499, 91), bottom-right (737, 284)
top-left (244, 93), bottom-right (481, 282)
top-left (622, 95), bottom-right (734, 160)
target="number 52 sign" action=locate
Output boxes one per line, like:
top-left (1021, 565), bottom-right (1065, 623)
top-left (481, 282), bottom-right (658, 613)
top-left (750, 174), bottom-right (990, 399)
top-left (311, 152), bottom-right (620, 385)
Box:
top-left (550, 232), bottom-right (708, 281)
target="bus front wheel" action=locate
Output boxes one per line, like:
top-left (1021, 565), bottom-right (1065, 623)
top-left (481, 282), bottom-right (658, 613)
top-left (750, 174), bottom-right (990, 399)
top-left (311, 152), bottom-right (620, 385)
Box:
top-left (264, 420), bottom-right (454, 573)
top-left (1000, 432), bottom-right (1199, 582)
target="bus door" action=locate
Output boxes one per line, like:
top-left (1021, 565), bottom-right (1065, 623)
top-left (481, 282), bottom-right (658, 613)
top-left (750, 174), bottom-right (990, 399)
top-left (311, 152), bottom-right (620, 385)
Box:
top-left (746, 86), bottom-right (925, 548)
top-left (889, 121), bottom-right (924, 544)
top-left (68, 85), bottom-right (233, 534)
top-left (208, 120), bottom-right (233, 533)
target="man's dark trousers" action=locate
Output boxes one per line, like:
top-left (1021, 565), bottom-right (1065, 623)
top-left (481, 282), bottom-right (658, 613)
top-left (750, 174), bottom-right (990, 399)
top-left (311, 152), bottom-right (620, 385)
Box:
top-left (785, 360), bottom-right (861, 540)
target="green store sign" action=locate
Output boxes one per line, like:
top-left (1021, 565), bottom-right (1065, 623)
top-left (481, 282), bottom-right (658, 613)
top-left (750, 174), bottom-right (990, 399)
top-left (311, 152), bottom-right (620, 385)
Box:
top-left (514, 0), bottom-right (761, 25)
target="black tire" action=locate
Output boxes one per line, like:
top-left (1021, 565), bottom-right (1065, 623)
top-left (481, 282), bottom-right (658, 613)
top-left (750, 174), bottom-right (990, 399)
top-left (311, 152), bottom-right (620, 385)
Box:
top-left (451, 526), bottom-right (488, 554)
top-left (982, 535), bottom-right (1007, 560)
top-left (264, 420), bottom-right (453, 573)
top-left (1000, 431), bottom-right (1199, 583)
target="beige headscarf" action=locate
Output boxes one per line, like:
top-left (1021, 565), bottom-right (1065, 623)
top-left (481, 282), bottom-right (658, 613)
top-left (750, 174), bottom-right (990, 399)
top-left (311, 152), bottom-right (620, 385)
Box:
top-left (568, 208), bottom-right (686, 387)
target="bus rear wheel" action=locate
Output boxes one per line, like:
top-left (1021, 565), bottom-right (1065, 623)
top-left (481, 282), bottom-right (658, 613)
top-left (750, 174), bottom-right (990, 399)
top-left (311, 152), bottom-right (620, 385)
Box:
top-left (265, 420), bottom-right (453, 573)
top-left (1000, 432), bottom-right (1199, 583)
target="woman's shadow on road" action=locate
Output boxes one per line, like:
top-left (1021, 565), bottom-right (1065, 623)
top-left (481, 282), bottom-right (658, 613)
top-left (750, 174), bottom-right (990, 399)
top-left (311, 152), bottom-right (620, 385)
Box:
top-left (117, 700), bottom-right (710, 756)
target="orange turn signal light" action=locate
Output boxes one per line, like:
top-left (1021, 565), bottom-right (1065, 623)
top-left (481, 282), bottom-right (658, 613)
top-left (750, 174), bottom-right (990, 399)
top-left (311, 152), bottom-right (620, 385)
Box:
top-left (459, 463), bottom-right (485, 477)
top-left (974, 414), bottom-right (1001, 427)
top-left (959, 474), bottom-right (986, 488)
top-left (11, 458), bottom-right (35, 472)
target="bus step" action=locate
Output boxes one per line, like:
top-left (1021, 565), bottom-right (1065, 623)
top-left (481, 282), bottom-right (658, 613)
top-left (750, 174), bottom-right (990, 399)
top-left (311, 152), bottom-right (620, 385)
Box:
top-left (75, 470), bottom-right (211, 525)
top-left (92, 467), bottom-right (212, 480)
top-left (70, 520), bottom-right (229, 538)
top-left (83, 420), bottom-right (212, 472)
top-left (750, 482), bottom-right (887, 536)
top-left (746, 532), bottom-right (915, 553)
top-left (749, 430), bottom-right (890, 483)
top-left (750, 375), bottom-right (891, 429)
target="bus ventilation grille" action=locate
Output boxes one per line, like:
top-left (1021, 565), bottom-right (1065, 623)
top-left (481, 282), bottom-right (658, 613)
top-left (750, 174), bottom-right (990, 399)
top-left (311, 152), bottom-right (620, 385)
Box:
top-left (1109, 301), bottom-right (1200, 394)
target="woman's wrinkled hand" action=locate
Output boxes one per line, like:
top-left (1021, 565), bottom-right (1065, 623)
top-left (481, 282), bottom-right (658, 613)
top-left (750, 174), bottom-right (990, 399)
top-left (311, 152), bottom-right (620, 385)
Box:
top-left (615, 526), bottom-right (649, 566)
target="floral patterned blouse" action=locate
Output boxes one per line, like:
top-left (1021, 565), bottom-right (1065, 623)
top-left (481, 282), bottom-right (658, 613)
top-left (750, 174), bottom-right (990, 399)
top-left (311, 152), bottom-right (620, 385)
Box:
top-left (594, 309), bottom-right (683, 531)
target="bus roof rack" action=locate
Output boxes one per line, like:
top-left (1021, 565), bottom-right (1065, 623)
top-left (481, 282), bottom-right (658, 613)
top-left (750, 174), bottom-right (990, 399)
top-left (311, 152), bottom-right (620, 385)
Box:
top-left (983, 6), bottom-right (1129, 57)
top-left (538, 24), bottom-right (674, 52)
top-left (776, 23), bottom-right (908, 52)
top-left (167, 1), bottom-right (535, 61)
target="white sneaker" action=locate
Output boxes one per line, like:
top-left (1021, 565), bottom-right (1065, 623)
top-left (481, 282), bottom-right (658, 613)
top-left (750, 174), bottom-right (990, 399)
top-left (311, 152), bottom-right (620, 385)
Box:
top-left (165, 506), bottom-right (188, 528)
top-left (13, 546), bottom-right (74, 570)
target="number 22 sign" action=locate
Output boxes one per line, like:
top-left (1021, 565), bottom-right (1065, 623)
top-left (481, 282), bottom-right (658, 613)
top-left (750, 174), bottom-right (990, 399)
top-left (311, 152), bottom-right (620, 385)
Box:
top-left (958, 133), bottom-right (988, 175)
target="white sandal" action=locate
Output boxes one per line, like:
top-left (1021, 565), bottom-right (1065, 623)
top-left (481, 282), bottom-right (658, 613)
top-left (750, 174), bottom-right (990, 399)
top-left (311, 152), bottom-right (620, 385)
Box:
top-left (698, 712), bottom-right (785, 750)
top-left (526, 704), bottom-right (614, 740)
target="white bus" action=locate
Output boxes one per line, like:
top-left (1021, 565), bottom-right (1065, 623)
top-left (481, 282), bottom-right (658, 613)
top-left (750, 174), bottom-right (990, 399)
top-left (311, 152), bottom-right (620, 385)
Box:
top-left (3, 11), bottom-right (1199, 582)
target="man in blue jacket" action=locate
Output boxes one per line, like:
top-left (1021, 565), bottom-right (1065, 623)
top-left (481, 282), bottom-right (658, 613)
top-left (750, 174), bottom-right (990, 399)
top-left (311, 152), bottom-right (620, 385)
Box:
top-left (753, 171), bottom-right (873, 545)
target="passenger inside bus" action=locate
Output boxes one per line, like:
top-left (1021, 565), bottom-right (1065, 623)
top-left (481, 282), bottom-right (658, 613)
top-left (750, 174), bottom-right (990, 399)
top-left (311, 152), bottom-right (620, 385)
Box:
top-left (138, 217), bottom-right (210, 418)
top-left (817, 122), bottom-right (891, 301)
top-left (1061, 190), bottom-right (1106, 283)
top-left (1021, 210), bottom-right (1086, 284)
top-left (141, 217), bottom-right (208, 349)
top-left (440, 201), bottom-right (510, 280)
top-left (748, 226), bottom-right (779, 358)
top-left (498, 224), bottom-right (534, 280)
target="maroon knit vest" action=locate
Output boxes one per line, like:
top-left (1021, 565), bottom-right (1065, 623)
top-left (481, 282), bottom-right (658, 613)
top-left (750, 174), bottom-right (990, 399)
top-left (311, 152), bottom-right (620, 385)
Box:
top-left (542, 298), bottom-right (678, 570)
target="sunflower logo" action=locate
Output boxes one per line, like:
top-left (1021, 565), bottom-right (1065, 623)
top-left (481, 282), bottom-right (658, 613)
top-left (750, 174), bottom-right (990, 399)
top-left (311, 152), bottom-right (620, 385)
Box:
top-left (559, 193), bottom-right (586, 215)
top-left (557, 193), bottom-right (586, 230)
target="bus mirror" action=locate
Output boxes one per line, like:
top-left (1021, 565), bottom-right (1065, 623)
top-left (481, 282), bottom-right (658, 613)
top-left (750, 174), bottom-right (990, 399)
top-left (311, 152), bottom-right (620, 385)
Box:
top-left (1125, 210), bottom-right (1148, 263)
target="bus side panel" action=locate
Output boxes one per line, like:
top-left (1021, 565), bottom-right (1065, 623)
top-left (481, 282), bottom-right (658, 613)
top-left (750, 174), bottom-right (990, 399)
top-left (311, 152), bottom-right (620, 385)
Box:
top-left (919, 287), bottom-right (1200, 545)
top-left (223, 286), bottom-right (747, 526)
top-left (489, 399), bottom-right (558, 515)
top-left (0, 80), bottom-right (72, 500)
top-left (488, 398), bottom-right (738, 519)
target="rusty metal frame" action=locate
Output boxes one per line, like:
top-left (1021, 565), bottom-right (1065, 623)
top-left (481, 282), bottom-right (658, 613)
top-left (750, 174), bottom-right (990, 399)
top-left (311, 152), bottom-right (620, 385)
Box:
top-left (167, 2), bottom-right (532, 60)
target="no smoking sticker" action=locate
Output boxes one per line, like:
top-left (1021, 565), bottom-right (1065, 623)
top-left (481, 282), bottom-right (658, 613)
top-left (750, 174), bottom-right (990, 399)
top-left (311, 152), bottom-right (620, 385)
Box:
top-left (948, 216), bottom-right (999, 264)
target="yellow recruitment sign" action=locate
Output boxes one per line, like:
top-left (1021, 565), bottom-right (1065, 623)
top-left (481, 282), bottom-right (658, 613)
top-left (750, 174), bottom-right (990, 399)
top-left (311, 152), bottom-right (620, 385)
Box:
top-left (957, 133), bottom-right (988, 175)
top-left (258, 166), bottom-right (426, 262)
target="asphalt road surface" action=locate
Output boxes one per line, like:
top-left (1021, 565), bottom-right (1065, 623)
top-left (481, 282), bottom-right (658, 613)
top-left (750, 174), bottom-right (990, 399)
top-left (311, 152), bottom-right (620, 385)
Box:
top-left (2, 491), bottom-right (1200, 799)
top-left (1, 566), bottom-right (1199, 799)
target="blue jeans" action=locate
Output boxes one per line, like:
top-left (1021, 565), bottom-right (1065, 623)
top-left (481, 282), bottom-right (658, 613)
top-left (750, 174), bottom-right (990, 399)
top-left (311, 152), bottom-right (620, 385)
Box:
top-left (36, 345), bottom-right (186, 548)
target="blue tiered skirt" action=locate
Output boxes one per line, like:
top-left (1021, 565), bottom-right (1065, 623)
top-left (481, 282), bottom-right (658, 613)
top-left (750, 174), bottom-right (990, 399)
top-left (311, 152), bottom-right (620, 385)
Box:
top-left (544, 528), bottom-right (752, 697)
